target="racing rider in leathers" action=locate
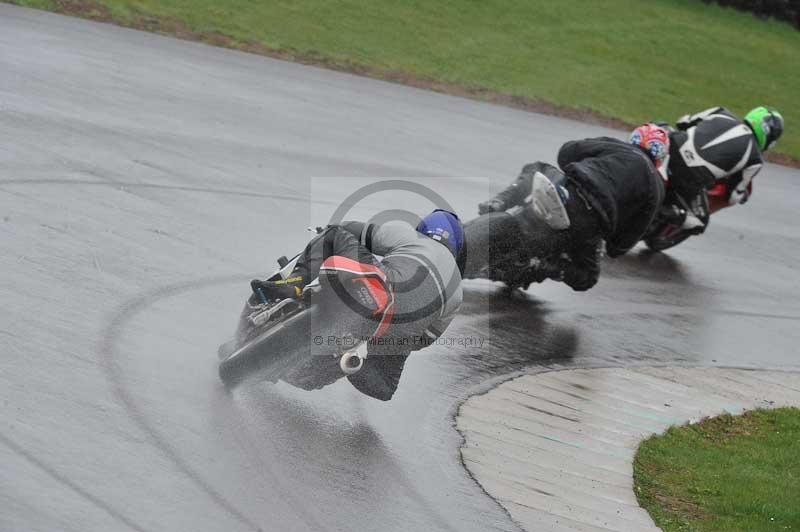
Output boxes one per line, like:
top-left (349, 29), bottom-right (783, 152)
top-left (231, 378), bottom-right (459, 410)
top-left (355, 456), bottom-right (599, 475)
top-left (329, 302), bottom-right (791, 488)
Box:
top-left (660, 106), bottom-right (785, 233)
top-left (251, 209), bottom-right (464, 401)
top-left (476, 125), bottom-right (668, 292)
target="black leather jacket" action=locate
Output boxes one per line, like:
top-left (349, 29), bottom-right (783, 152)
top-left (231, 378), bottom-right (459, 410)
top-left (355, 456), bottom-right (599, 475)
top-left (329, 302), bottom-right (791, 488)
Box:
top-left (557, 137), bottom-right (664, 257)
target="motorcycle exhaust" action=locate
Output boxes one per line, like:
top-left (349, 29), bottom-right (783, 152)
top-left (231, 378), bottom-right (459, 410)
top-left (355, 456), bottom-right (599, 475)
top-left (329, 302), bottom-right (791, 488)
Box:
top-left (339, 342), bottom-right (367, 374)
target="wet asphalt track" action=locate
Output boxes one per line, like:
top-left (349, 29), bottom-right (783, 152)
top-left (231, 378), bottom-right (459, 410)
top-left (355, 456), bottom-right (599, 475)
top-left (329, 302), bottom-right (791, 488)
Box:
top-left (2, 5), bottom-right (800, 532)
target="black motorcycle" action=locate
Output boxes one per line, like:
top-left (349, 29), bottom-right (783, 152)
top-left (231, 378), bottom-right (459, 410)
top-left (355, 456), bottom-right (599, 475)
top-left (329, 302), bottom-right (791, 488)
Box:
top-left (641, 190), bottom-right (710, 252)
top-left (218, 251), bottom-right (368, 388)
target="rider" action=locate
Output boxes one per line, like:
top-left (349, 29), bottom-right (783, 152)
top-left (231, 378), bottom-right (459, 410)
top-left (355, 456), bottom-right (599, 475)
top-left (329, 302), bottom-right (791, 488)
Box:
top-left (252, 209), bottom-right (464, 401)
top-left (477, 125), bottom-right (667, 291)
top-left (661, 106), bottom-right (784, 233)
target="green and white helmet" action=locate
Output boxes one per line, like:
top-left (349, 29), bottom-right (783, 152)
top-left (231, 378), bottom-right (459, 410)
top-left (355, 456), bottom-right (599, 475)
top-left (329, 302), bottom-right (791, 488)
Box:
top-left (744, 106), bottom-right (784, 151)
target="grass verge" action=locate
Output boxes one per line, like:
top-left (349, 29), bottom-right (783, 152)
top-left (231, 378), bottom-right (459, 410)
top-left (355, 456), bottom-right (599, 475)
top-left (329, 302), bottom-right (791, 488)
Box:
top-left (634, 408), bottom-right (800, 532)
top-left (5, 0), bottom-right (800, 165)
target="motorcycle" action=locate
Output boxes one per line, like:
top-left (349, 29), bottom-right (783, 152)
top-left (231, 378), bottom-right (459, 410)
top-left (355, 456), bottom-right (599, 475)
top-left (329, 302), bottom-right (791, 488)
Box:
top-left (641, 187), bottom-right (718, 252)
top-left (462, 202), bottom-right (570, 290)
top-left (641, 121), bottom-right (731, 253)
top-left (218, 233), bottom-right (370, 388)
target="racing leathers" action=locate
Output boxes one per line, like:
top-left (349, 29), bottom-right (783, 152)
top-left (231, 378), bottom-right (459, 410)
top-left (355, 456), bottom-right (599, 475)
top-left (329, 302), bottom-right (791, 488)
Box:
top-left (274, 220), bottom-right (463, 401)
top-left (665, 107), bottom-right (764, 231)
top-left (478, 137), bottom-right (664, 291)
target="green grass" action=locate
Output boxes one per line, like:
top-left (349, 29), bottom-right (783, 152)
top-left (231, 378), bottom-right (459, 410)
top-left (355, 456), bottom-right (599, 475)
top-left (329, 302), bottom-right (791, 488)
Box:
top-left (12, 0), bottom-right (53, 9)
top-left (634, 408), bottom-right (800, 532)
top-left (8, 0), bottom-right (800, 159)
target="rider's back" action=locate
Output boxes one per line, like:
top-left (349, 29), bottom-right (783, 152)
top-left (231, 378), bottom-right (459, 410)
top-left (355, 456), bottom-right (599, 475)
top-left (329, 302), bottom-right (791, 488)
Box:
top-left (669, 107), bottom-right (763, 197)
top-left (367, 221), bottom-right (463, 341)
top-left (557, 136), bottom-right (664, 257)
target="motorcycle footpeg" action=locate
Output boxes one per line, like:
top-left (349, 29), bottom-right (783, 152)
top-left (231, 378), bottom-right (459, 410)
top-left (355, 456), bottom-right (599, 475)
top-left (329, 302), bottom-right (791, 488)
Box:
top-left (248, 298), bottom-right (299, 327)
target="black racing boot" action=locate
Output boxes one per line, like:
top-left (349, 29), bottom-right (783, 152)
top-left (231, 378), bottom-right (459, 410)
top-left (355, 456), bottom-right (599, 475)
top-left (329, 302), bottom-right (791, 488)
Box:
top-left (478, 198), bottom-right (506, 215)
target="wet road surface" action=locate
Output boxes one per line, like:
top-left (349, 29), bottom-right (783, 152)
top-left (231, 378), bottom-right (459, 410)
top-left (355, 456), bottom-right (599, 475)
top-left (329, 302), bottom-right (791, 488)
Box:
top-left (2, 5), bottom-right (799, 531)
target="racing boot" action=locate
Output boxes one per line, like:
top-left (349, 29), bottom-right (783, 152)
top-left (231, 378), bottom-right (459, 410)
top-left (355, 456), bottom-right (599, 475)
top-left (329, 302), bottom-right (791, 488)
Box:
top-left (479, 181), bottom-right (522, 214)
top-left (478, 198), bottom-right (505, 215)
top-left (479, 162), bottom-right (567, 217)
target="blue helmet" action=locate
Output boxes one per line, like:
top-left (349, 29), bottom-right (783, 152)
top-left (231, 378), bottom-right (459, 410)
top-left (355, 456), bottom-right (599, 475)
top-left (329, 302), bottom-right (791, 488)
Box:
top-left (416, 209), bottom-right (464, 259)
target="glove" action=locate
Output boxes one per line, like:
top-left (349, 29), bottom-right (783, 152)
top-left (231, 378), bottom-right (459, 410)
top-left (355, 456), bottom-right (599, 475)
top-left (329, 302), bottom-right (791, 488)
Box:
top-left (251, 275), bottom-right (305, 301)
top-left (729, 189), bottom-right (748, 205)
top-left (478, 199), bottom-right (505, 215)
top-left (562, 264), bottom-right (598, 292)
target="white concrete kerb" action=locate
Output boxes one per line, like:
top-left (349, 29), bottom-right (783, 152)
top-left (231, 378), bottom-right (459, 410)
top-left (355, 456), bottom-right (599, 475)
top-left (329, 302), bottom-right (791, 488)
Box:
top-left (457, 367), bottom-right (800, 532)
